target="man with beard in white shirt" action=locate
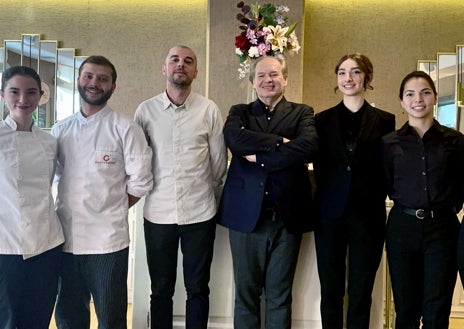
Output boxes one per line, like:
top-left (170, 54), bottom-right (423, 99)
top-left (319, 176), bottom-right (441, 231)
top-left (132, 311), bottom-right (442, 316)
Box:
top-left (52, 55), bottom-right (153, 329)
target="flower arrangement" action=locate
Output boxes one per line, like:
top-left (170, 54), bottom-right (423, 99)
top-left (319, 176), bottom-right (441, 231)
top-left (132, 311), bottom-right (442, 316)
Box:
top-left (234, 1), bottom-right (301, 79)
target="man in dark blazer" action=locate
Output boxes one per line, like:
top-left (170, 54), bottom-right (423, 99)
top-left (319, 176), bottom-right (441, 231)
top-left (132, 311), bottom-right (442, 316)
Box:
top-left (313, 52), bottom-right (395, 329)
top-left (217, 55), bottom-right (318, 329)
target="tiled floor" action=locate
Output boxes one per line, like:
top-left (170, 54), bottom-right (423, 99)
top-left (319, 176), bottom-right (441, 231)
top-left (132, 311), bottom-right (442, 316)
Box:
top-left (450, 317), bottom-right (464, 329)
top-left (49, 307), bottom-right (463, 329)
top-left (47, 313), bottom-right (464, 329)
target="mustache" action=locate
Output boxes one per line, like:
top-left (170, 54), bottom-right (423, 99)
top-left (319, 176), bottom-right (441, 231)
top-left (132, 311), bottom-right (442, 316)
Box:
top-left (84, 87), bottom-right (103, 93)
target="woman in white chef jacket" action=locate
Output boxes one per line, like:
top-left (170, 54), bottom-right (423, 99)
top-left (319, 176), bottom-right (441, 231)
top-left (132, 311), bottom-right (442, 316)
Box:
top-left (0, 66), bottom-right (64, 329)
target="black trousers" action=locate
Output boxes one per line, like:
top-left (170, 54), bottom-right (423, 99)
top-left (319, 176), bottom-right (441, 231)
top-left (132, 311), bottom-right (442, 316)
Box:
top-left (229, 213), bottom-right (302, 329)
top-left (55, 248), bottom-right (129, 329)
top-left (386, 205), bottom-right (459, 329)
top-left (458, 221), bottom-right (464, 289)
top-left (0, 245), bottom-right (62, 329)
top-left (315, 208), bottom-right (385, 329)
top-left (144, 218), bottom-right (216, 329)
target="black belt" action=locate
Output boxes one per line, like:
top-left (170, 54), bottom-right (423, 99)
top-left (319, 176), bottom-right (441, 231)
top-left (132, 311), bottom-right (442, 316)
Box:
top-left (400, 206), bottom-right (454, 219)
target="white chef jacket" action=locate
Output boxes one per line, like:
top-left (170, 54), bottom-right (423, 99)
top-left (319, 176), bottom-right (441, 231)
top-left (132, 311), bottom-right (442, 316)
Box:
top-left (52, 106), bottom-right (153, 254)
top-left (0, 116), bottom-right (64, 256)
top-left (134, 91), bottom-right (227, 225)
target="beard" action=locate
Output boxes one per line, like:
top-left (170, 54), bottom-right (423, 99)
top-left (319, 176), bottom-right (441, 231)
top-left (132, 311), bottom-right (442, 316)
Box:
top-left (168, 73), bottom-right (192, 88)
top-left (78, 85), bottom-right (113, 106)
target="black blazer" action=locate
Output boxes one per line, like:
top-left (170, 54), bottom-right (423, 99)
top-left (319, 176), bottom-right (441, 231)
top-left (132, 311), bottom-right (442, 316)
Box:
top-left (217, 97), bottom-right (318, 234)
top-left (313, 101), bottom-right (395, 221)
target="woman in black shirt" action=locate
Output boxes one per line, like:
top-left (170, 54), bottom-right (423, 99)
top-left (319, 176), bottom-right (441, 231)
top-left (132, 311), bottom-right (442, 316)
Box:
top-left (382, 70), bottom-right (464, 329)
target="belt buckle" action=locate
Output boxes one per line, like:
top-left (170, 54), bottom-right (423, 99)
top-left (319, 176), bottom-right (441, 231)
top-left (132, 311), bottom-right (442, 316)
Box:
top-left (415, 209), bottom-right (426, 219)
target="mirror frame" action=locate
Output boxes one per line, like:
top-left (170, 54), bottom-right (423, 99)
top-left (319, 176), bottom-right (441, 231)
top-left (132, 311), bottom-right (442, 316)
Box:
top-left (436, 52), bottom-right (457, 129)
top-left (417, 59), bottom-right (438, 118)
top-left (456, 45), bottom-right (464, 131)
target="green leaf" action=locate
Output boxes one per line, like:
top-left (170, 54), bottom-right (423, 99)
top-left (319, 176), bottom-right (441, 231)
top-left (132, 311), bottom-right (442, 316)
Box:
top-left (260, 3), bottom-right (276, 25)
top-left (251, 3), bottom-right (260, 18)
top-left (238, 54), bottom-right (247, 62)
top-left (285, 22), bottom-right (297, 36)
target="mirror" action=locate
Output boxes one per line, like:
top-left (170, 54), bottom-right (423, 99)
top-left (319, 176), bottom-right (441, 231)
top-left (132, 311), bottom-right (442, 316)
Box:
top-left (417, 59), bottom-right (438, 122)
top-left (73, 56), bottom-right (87, 117)
top-left (0, 34), bottom-right (86, 128)
top-left (436, 52), bottom-right (457, 128)
top-left (21, 34), bottom-right (40, 71)
top-left (0, 46), bottom-right (4, 119)
top-left (56, 48), bottom-right (76, 122)
top-left (5, 40), bottom-right (22, 68)
top-left (1, 40), bottom-right (22, 120)
top-left (37, 39), bottom-right (57, 128)
top-left (457, 45), bottom-right (464, 131)
top-left (417, 60), bottom-right (437, 82)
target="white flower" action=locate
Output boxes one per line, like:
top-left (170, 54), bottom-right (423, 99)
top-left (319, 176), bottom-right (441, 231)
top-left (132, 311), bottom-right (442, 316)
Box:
top-left (235, 48), bottom-right (244, 56)
top-left (248, 46), bottom-right (260, 58)
top-left (275, 14), bottom-right (285, 25)
top-left (287, 32), bottom-right (301, 54)
top-left (238, 61), bottom-right (250, 79)
top-left (264, 25), bottom-right (289, 53)
top-left (276, 5), bottom-right (289, 13)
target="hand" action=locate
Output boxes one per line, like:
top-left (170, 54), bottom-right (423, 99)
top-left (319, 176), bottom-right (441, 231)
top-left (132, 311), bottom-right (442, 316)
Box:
top-left (128, 194), bottom-right (140, 208)
top-left (244, 154), bottom-right (257, 162)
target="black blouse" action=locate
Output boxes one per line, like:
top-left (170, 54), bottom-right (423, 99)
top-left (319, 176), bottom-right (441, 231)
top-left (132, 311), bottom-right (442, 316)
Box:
top-left (382, 120), bottom-right (464, 210)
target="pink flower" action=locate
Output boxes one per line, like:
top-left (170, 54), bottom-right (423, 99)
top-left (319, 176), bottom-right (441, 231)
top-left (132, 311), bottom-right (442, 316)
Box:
top-left (246, 28), bottom-right (258, 45)
top-left (257, 43), bottom-right (271, 56)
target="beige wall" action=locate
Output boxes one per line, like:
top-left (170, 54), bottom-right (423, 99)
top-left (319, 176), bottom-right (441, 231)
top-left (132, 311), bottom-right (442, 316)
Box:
top-left (303, 0), bottom-right (464, 127)
top-left (1, 0), bottom-right (208, 118)
top-left (1, 0), bottom-right (464, 127)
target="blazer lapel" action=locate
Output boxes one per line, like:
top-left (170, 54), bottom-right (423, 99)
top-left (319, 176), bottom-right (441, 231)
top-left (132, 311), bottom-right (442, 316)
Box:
top-left (267, 98), bottom-right (291, 132)
top-left (327, 107), bottom-right (349, 159)
top-left (351, 104), bottom-right (379, 164)
top-left (250, 100), bottom-right (268, 131)
top-left (358, 104), bottom-right (379, 144)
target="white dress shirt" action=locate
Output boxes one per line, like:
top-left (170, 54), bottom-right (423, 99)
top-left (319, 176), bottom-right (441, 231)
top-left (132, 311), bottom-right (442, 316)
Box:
top-left (0, 116), bottom-right (64, 256)
top-left (52, 106), bottom-right (153, 254)
top-left (135, 91), bottom-right (227, 225)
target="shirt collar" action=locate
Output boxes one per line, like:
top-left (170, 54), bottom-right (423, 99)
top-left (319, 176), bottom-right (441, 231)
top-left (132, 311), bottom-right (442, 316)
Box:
top-left (398, 119), bottom-right (444, 136)
top-left (4, 115), bottom-right (18, 130)
top-left (4, 115), bottom-right (39, 132)
top-left (340, 100), bottom-right (367, 117)
top-left (77, 105), bottom-right (111, 123)
top-left (256, 97), bottom-right (285, 113)
top-left (162, 90), bottom-right (193, 111)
